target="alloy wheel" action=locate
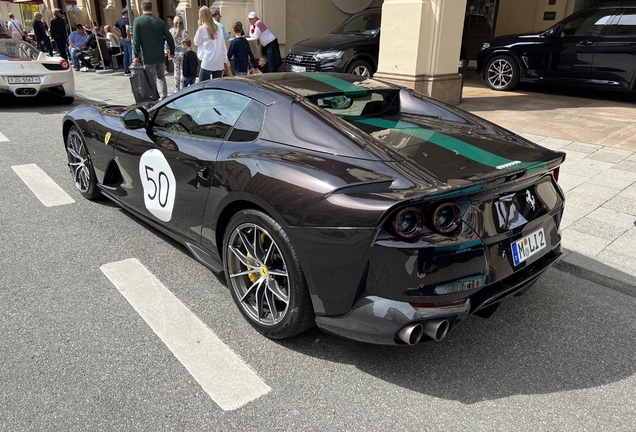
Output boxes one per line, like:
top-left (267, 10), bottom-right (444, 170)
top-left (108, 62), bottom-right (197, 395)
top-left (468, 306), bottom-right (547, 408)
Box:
top-left (351, 65), bottom-right (370, 76)
top-left (226, 222), bottom-right (290, 326)
top-left (487, 58), bottom-right (514, 90)
top-left (66, 129), bottom-right (92, 194)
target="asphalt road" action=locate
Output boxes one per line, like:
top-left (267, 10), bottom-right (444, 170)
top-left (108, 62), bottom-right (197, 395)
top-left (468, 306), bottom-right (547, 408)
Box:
top-left (1, 99), bottom-right (635, 431)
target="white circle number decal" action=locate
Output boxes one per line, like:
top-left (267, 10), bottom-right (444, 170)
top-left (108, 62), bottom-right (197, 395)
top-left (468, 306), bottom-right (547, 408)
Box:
top-left (139, 149), bottom-right (176, 222)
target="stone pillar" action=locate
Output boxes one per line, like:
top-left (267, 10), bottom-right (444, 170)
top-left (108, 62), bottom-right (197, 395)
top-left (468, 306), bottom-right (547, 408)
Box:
top-left (374, 0), bottom-right (467, 105)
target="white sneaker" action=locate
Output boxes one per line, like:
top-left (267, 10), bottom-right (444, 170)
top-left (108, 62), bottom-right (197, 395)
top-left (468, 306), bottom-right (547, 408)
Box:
top-left (80, 67), bottom-right (89, 72)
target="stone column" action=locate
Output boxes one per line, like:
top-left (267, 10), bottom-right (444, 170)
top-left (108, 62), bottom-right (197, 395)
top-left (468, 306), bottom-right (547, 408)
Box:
top-left (374, 0), bottom-right (467, 105)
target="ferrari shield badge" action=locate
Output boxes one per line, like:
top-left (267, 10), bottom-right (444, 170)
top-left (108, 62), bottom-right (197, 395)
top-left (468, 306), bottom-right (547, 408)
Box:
top-left (104, 132), bottom-right (111, 145)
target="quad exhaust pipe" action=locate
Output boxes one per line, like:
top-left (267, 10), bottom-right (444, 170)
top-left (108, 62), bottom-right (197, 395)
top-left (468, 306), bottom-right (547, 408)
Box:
top-left (397, 319), bottom-right (450, 345)
top-left (15, 88), bottom-right (37, 96)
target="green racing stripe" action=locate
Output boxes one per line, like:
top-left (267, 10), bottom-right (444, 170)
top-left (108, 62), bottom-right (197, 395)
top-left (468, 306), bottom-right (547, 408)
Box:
top-left (354, 117), bottom-right (546, 173)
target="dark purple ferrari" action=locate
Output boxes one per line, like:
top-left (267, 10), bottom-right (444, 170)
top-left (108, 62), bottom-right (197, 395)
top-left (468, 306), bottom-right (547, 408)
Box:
top-left (63, 72), bottom-right (565, 345)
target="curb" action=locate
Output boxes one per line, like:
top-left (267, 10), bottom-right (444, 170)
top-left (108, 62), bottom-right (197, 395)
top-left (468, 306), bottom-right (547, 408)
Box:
top-left (555, 249), bottom-right (636, 298)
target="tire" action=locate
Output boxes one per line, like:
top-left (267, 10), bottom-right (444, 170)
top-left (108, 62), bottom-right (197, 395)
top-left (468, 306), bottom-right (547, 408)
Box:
top-left (223, 210), bottom-right (315, 339)
top-left (346, 59), bottom-right (373, 77)
top-left (60, 96), bottom-right (74, 105)
top-left (65, 126), bottom-right (100, 200)
top-left (485, 55), bottom-right (520, 91)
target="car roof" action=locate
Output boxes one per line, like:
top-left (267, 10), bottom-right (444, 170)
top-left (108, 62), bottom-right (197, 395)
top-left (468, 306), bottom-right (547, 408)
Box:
top-left (206, 72), bottom-right (398, 101)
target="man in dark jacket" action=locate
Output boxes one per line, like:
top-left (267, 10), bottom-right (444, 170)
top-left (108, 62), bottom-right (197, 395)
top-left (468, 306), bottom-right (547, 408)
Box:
top-left (132, 1), bottom-right (175, 99)
top-left (50, 9), bottom-right (68, 60)
top-left (33, 12), bottom-right (53, 56)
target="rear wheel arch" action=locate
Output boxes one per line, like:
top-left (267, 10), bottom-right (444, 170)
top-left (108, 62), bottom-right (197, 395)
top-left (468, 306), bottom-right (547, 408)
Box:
top-left (214, 199), bottom-right (275, 260)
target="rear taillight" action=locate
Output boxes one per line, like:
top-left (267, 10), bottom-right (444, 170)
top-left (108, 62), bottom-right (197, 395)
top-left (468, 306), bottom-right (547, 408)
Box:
top-left (551, 166), bottom-right (560, 182)
top-left (393, 207), bottom-right (423, 239)
top-left (390, 202), bottom-right (462, 239)
top-left (59, 59), bottom-right (70, 70)
top-left (431, 203), bottom-right (461, 233)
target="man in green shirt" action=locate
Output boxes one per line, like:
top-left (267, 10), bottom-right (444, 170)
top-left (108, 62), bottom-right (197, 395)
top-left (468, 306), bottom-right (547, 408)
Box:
top-left (132, 1), bottom-right (175, 99)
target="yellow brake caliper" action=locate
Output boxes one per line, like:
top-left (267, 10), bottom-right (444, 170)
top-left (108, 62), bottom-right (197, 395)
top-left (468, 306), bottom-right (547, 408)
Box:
top-left (247, 233), bottom-right (267, 283)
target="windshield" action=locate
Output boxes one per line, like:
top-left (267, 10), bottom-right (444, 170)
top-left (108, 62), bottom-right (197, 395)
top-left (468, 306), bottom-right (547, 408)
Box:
top-left (0, 41), bottom-right (39, 60)
top-left (331, 10), bottom-right (381, 36)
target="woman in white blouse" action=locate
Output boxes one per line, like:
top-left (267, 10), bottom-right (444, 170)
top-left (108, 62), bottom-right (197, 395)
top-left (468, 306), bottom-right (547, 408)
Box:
top-left (193, 7), bottom-right (229, 81)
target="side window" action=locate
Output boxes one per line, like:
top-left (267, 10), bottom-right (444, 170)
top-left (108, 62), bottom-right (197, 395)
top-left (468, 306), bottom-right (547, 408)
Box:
top-left (228, 101), bottom-right (266, 142)
top-left (561, 9), bottom-right (617, 37)
top-left (152, 90), bottom-right (250, 140)
top-left (607, 9), bottom-right (636, 36)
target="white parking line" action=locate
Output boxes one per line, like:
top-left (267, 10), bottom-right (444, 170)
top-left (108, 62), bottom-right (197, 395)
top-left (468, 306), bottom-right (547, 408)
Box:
top-left (11, 164), bottom-right (75, 207)
top-left (100, 258), bottom-right (271, 411)
top-left (0, 132), bottom-right (8, 142)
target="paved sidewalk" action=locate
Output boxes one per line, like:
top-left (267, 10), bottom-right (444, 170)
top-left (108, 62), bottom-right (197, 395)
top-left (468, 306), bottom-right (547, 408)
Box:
top-left (71, 68), bottom-right (636, 293)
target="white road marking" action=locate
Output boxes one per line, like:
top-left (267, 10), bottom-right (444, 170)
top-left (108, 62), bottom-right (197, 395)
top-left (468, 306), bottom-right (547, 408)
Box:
top-left (0, 132), bottom-right (9, 142)
top-left (11, 164), bottom-right (75, 207)
top-left (100, 258), bottom-right (271, 411)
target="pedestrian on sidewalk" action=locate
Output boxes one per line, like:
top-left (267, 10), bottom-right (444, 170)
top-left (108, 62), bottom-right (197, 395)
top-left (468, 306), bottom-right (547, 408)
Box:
top-left (169, 16), bottom-right (189, 93)
top-left (115, 10), bottom-right (132, 75)
top-left (193, 6), bottom-right (229, 81)
top-left (132, 1), bottom-right (175, 99)
top-left (227, 21), bottom-right (256, 76)
top-left (247, 11), bottom-right (281, 72)
top-left (181, 38), bottom-right (198, 88)
top-left (33, 13), bottom-right (54, 56)
top-left (104, 25), bottom-right (121, 68)
top-left (211, 8), bottom-right (230, 41)
top-left (7, 14), bottom-right (25, 42)
top-left (69, 24), bottom-right (89, 71)
top-left (50, 9), bottom-right (68, 60)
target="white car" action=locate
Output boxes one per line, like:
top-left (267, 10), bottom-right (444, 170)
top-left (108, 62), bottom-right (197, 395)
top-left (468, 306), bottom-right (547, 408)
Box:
top-left (0, 39), bottom-right (75, 104)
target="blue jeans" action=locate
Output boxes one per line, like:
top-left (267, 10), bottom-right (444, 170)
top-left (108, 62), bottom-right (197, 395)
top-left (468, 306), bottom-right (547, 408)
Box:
top-left (199, 68), bottom-right (222, 82)
top-left (263, 39), bottom-right (282, 72)
top-left (183, 76), bottom-right (196, 87)
top-left (121, 39), bottom-right (132, 73)
top-left (70, 47), bottom-right (81, 69)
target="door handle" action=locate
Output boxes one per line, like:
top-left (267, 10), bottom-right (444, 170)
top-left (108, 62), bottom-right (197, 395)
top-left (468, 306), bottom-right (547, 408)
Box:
top-left (579, 40), bottom-right (594, 46)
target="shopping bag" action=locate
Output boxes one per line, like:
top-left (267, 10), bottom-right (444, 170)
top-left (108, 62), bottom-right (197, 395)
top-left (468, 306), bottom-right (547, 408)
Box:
top-left (129, 67), bottom-right (159, 103)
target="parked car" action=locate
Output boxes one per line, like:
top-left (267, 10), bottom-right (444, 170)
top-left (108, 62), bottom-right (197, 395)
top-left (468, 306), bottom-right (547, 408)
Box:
top-left (286, 8), bottom-right (381, 76)
top-left (477, 5), bottom-right (636, 92)
top-left (63, 72), bottom-right (565, 345)
top-left (0, 39), bottom-right (75, 103)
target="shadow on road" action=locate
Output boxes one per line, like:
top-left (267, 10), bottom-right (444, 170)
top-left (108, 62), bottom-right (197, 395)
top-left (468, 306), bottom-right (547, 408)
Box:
top-left (276, 268), bottom-right (636, 404)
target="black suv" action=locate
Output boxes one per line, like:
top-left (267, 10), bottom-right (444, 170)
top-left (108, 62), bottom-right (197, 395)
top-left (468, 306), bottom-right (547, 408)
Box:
top-left (477, 5), bottom-right (636, 92)
top-left (286, 8), bottom-right (381, 77)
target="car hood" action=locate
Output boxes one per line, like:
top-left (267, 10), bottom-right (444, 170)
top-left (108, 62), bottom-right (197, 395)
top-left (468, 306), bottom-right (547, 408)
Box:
top-left (291, 33), bottom-right (374, 54)
top-left (487, 31), bottom-right (547, 47)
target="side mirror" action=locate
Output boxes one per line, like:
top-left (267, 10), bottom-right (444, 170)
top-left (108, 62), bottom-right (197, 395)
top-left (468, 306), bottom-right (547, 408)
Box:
top-left (121, 107), bottom-right (148, 129)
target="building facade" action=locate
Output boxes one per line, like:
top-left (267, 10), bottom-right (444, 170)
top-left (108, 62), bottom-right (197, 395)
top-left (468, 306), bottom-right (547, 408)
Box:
top-left (0, 0), bottom-right (622, 104)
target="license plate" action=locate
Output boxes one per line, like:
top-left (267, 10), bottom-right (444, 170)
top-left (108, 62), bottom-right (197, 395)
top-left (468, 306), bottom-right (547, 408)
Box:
top-left (289, 65), bottom-right (306, 72)
top-left (511, 227), bottom-right (546, 266)
top-left (8, 76), bottom-right (40, 84)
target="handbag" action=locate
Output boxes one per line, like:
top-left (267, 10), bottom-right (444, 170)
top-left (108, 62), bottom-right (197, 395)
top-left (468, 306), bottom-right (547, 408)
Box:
top-left (129, 67), bottom-right (160, 103)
